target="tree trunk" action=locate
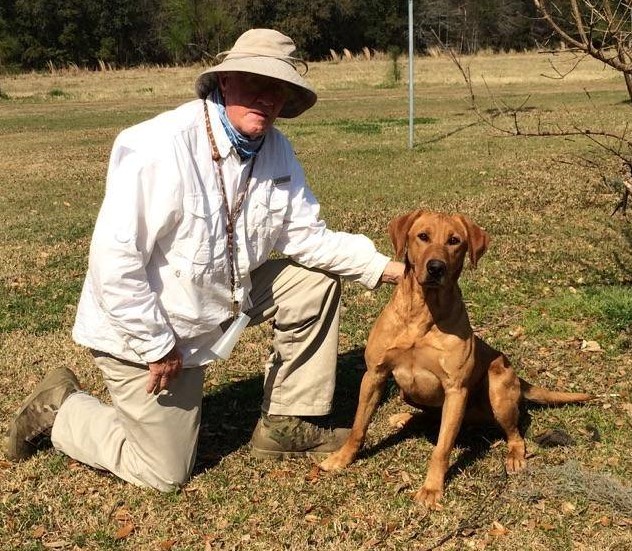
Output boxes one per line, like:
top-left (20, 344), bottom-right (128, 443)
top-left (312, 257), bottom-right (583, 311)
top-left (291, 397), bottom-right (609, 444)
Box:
top-left (624, 71), bottom-right (632, 104)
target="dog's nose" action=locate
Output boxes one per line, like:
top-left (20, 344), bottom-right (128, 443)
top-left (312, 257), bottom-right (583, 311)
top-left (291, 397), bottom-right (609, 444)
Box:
top-left (426, 259), bottom-right (447, 279)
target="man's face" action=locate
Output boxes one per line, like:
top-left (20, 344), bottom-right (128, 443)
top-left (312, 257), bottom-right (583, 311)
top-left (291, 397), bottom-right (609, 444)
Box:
top-left (218, 72), bottom-right (289, 138)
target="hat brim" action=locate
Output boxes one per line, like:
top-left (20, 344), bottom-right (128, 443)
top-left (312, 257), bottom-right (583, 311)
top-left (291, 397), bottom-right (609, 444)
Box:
top-left (195, 57), bottom-right (317, 118)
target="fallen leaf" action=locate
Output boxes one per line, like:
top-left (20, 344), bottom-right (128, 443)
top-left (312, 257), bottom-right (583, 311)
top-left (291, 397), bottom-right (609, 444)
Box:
top-left (304, 513), bottom-right (320, 523)
top-left (204, 534), bottom-right (220, 550)
top-left (521, 518), bottom-right (537, 530)
top-left (488, 520), bottom-right (509, 536)
top-left (42, 542), bottom-right (69, 549)
top-left (67, 460), bottom-right (83, 470)
top-left (561, 501), bottom-right (576, 514)
top-left (32, 525), bottom-right (46, 538)
top-left (509, 326), bottom-right (524, 338)
top-left (114, 523), bottom-right (135, 540)
top-left (159, 540), bottom-right (176, 550)
top-left (363, 537), bottom-right (382, 547)
top-left (305, 464), bottom-right (321, 482)
top-left (385, 522), bottom-right (397, 533)
top-left (598, 516), bottom-right (611, 527)
top-left (580, 340), bottom-right (602, 352)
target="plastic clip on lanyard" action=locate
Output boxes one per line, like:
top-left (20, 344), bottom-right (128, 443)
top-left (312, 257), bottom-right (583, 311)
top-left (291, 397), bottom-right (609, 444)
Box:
top-left (203, 99), bottom-right (258, 358)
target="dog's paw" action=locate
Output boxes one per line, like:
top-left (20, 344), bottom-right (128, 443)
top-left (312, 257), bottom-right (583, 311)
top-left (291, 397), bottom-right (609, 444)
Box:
top-left (505, 443), bottom-right (527, 474)
top-left (388, 412), bottom-right (414, 429)
top-left (505, 453), bottom-right (527, 474)
top-left (319, 451), bottom-right (352, 472)
top-left (414, 486), bottom-right (444, 510)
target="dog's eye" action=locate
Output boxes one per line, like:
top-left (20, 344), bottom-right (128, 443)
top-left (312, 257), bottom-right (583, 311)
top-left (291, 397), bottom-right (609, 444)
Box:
top-left (418, 232), bottom-right (429, 242)
top-left (447, 236), bottom-right (461, 246)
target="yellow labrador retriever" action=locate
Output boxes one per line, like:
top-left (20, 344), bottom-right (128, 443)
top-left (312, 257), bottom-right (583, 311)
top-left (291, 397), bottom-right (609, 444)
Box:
top-left (320, 211), bottom-right (593, 508)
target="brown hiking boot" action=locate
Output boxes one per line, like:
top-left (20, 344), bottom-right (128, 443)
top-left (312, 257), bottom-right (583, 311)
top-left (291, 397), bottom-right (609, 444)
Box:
top-left (3, 367), bottom-right (81, 461)
top-left (250, 413), bottom-right (350, 460)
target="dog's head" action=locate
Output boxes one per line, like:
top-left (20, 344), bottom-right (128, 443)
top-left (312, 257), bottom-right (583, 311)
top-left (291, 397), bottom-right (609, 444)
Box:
top-left (388, 210), bottom-right (489, 288)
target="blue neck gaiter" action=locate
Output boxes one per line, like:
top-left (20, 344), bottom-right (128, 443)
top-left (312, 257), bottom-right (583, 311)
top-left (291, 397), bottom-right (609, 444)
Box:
top-left (212, 88), bottom-right (264, 161)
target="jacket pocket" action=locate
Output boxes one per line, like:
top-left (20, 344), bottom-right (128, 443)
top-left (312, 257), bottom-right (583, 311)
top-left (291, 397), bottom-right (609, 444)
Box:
top-left (172, 192), bottom-right (226, 279)
top-left (247, 179), bottom-right (289, 239)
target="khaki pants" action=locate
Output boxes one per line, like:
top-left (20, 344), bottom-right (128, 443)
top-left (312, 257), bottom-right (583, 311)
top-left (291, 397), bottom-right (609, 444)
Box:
top-left (51, 260), bottom-right (341, 491)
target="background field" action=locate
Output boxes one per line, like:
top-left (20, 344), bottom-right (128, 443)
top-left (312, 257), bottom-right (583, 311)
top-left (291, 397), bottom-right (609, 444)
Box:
top-left (1, 52), bottom-right (631, 550)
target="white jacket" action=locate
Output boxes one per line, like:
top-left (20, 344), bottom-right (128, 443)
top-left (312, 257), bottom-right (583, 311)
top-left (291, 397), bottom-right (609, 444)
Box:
top-left (72, 99), bottom-right (390, 366)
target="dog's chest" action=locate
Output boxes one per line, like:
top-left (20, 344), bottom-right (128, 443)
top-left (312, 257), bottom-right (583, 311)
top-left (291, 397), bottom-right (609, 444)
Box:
top-left (388, 330), bottom-right (473, 404)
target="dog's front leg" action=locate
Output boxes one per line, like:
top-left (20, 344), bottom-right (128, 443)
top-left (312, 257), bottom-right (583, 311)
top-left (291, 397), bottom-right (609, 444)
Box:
top-left (415, 387), bottom-right (468, 509)
top-left (320, 369), bottom-right (388, 471)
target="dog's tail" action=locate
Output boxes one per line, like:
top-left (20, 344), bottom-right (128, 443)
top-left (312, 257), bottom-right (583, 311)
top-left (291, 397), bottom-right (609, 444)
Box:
top-left (519, 378), bottom-right (594, 405)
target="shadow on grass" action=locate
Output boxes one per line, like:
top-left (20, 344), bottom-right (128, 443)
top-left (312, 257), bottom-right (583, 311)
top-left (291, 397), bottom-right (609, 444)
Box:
top-left (193, 347), bottom-right (368, 474)
top-left (194, 346), bottom-right (536, 486)
top-left (358, 411), bottom-right (533, 486)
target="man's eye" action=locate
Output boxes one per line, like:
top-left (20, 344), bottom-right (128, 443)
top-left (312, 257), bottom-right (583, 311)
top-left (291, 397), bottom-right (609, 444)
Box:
top-left (447, 236), bottom-right (461, 245)
top-left (418, 232), bottom-right (429, 242)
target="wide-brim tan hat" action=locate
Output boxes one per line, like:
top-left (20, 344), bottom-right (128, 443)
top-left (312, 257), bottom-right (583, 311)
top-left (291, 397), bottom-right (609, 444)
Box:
top-left (195, 28), bottom-right (317, 119)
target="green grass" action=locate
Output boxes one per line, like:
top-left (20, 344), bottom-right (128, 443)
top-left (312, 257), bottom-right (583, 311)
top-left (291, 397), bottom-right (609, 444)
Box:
top-left (0, 54), bottom-right (631, 550)
top-left (521, 286), bottom-right (632, 349)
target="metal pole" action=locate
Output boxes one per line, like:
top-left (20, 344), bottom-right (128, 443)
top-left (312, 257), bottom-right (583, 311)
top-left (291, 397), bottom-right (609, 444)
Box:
top-left (408, 0), bottom-right (414, 149)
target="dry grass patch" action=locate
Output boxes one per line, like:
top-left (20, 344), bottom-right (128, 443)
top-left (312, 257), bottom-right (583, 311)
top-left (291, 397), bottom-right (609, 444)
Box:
top-left (1, 52), bottom-right (631, 550)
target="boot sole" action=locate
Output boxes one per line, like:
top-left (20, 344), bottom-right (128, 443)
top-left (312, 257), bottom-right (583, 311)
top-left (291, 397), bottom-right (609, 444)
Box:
top-left (250, 446), bottom-right (333, 461)
top-left (4, 367), bottom-right (81, 461)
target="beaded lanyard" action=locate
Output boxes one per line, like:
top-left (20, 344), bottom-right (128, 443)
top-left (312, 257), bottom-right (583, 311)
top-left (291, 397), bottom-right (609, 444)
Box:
top-left (203, 99), bottom-right (259, 319)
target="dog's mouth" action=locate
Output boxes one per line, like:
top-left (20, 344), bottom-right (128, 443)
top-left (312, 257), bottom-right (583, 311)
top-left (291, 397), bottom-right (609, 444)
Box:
top-left (420, 276), bottom-right (444, 288)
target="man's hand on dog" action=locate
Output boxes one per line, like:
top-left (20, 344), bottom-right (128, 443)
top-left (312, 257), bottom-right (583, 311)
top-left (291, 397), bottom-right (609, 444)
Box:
top-left (381, 261), bottom-right (405, 285)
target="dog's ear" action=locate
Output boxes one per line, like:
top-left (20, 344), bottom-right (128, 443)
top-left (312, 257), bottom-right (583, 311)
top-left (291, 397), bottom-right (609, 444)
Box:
top-left (388, 210), bottom-right (422, 259)
top-left (455, 214), bottom-right (489, 269)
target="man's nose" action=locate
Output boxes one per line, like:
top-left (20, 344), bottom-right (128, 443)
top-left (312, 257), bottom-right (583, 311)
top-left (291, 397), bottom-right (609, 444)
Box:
top-left (258, 84), bottom-right (287, 104)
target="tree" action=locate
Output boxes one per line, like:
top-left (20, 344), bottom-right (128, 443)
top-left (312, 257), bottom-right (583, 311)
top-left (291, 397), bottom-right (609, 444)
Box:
top-left (158, 0), bottom-right (236, 63)
top-left (230, 0), bottom-right (360, 59)
top-left (534, 0), bottom-right (632, 102)
top-left (415, 0), bottom-right (539, 54)
top-left (0, 4), bottom-right (21, 70)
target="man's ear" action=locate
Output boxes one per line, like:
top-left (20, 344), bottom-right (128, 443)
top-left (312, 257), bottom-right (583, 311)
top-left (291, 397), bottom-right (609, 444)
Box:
top-left (387, 210), bottom-right (422, 259)
top-left (454, 214), bottom-right (489, 269)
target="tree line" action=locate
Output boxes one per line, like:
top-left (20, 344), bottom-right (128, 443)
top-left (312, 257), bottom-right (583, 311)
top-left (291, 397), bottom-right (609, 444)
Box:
top-left (0, 0), bottom-right (554, 71)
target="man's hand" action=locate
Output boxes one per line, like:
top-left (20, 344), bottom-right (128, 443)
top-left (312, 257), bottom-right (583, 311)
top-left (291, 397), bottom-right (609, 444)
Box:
top-left (146, 347), bottom-right (183, 394)
top-left (381, 261), bottom-right (405, 285)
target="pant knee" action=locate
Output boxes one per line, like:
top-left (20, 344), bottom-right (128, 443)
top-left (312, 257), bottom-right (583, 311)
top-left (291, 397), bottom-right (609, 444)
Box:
top-left (138, 463), bottom-right (193, 492)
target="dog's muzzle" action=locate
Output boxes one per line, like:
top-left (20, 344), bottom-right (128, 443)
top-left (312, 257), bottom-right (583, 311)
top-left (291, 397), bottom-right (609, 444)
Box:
top-left (423, 259), bottom-right (447, 286)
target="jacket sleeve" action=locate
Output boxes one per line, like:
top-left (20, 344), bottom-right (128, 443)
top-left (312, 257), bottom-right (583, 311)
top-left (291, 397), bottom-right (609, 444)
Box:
top-left (87, 138), bottom-right (182, 363)
top-left (273, 158), bottom-right (390, 289)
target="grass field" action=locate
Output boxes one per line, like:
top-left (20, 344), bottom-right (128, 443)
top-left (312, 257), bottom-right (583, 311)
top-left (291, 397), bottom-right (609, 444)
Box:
top-left (1, 51), bottom-right (632, 550)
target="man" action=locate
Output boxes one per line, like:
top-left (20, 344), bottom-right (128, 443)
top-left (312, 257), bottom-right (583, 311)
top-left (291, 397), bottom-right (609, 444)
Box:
top-left (4, 29), bottom-right (403, 491)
